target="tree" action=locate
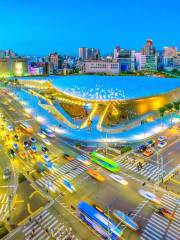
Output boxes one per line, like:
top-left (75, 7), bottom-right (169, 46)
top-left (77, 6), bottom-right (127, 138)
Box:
top-left (164, 103), bottom-right (173, 111)
top-left (173, 101), bottom-right (180, 111)
top-left (159, 107), bottom-right (166, 117)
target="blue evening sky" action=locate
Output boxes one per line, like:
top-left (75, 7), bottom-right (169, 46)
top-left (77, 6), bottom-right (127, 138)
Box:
top-left (0, 0), bottom-right (180, 56)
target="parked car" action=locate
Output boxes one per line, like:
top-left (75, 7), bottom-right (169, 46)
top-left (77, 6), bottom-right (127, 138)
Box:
top-left (158, 141), bottom-right (167, 148)
top-left (158, 136), bottom-right (167, 142)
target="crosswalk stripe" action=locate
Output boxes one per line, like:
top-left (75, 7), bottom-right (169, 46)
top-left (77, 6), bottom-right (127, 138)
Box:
top-left (144, 226), bottom-right (164, 239)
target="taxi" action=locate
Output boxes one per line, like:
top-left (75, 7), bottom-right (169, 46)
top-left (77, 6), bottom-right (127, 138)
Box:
top-left (87, 169), bottom-right (105, 182)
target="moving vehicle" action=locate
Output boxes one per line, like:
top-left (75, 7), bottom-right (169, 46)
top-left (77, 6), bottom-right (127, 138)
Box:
top-left (41, 154), bottom-right (50, 161)
top-left (90, 152), bottom-right (120, 172)
top-left (23, 141), bottom-right (29, 148)
top-left (42, 138), bottom-right (51, 146)
top-left (3, 168), bottom-right (11, 180)
top-left (13, 143), bottom-right (19, 152)
top-left (19, 121), bottom-right (33, 133)
top-left (113, 210), bottom-right (139, 231)
top-left (30, 145), bottom-right (37, 152)
top-left (44, 180), bottom-right (57, 193)
top-left (157, 207), bottom-right (175, 220)
top-left (40, 126), bottom-right (55, 138)
top-left (76, 155), bottom-right (91, 165)
top-left (20, 152), bottom-right (28, 160)
top-left (146, 139), bottom-right (156, 147)
top-left (9, 149), bottom-right (16, 158)
top-left (139, 190), bottom-right (161, 205)
top-left (158, 136), bottom-right (167, 142)
top-left (109, 174), bottom-right (128, 185)
top-left (5, 134), bottom-right (10, 140)
top-left (44, 160), bottom-right (53, 170)
top-left (7, 125), bottom-right (13, 131)
top-left (64, 153), bottom-right (74, 161)
top-left (15, 127), bottom-right (21, 133)
top-left (36, 162), bottom-right (45, 172)
top-left (61, 178), bottom-right (76, 193)
top-left (27, 150), bottom-right (35, 159)
top-left (143, 148), bottom-right (153, 157)
top-left (30, 137), bottom-right (36, 143)
top-left (137, 145), bottom-right (147, 153)
top-left (87, 169), bottom-right (105, 182)
top-left (78, 201), bottom-right (122, 239)
top-left (37, 132), bottom-right (46, 138)
top-left (158, 141), bottom-right (167, 148)
top-left (41, 146), bottom-right (49, 153)
top-left (14, 134), bottom-right (19, 141)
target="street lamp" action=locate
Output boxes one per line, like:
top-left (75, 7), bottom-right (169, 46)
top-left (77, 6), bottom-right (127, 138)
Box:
top-left (154, 148), bottom-right (164, 192)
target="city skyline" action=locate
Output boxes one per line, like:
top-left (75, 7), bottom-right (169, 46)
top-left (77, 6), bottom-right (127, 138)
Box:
top-left (1, 0), bottom-right (180, 55)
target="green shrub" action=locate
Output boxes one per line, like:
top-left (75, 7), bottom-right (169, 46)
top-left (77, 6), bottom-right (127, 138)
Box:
top-left (18, 173), bottom-right (26, 184)
top-left (121, 146), bottom-right (132, 154)
top-left (0, 223), bottom-right (8, 238)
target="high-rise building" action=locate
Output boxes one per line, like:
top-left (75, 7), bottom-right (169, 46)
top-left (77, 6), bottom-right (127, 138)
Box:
top-left (48, 52), bottom-right (61, 73)
top-left (162, 47), bottom-right (177, 70)
top-left (78, 47), bottom-right (100, 60)
top-left (114, 48), bottom-right (135, 71)
top-left (0, 58), bottom-right (9, 76)
top-left (82, 60), bottom-right (120, 74)
top-left (11, 58), bottom-right (28, 76)
top-left (141, 39), bottom-right (156, 56)
top-left (114, 46), bottom-right (121, 59)
top-left (135, 53), bottom-right (158, 71)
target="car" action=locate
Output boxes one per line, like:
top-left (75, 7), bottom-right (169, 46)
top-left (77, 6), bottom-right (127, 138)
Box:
top-left (146, 139), bottom-right (156, 147)
top-left (113, 210), bottom-right (139, 231)
top-left (5, 134), bottom-right (10, 140)
top-left (19, 152), bottom-right (28, 160)
top-left (44, 180), bottom-right (57, 193)
top-left (7, 125), bottom-right (13, 131)
top-left (3, 168), bottom-right (11, 180)
top-left (45, 160), bottom-right (54, 170)
top-left (42, 138), bottom-right (51, 146)
top-left (15, 127), bottom-right (21, 133)
top-left (40, 126), bottom-right (55, 138)
top-left (109, 174), bottom-right (128, 185)
top-left (23, 141), bottom-right (29, 148)
top-left (158, 141), bottom-right (167, 148)
top-left (76, 155), bottom-right (91, 165)
top-left (61, 178), bottom-right (76, 193)
top-left (28, 151), bottom-right (35, 159)
top-left (157, 208), bottom-right (175, 220)
top-left (41, 154), bottom-right (50, 161)
top-left (143, 148), bottom-right (153, 157)
top-left (30, 137), bottom-right (36, 143)
top-left (64, 153), bottom-right (74, 161)
top-left (30, 145), bottom-right (37, 152)
top-left (9, 149), bottom-right (16, 158)
top-left (0, 124), bottom-right (4, 130)
top-left (13, 143), bottom-right (19, 151)
top-left (137, 145), bottom-right (147, 152)
top-left (41, 146), bottom-right (49, 153)
top-left (87, 169), bottom-right (105, 182)
top-left (37, 132), bottom-right (46, 138)
top-left (158, 136), bottom-right (167, 142)
top-left (14, 134), bottom-right (19, 141)
top-left (139, 190), bottom-right (161, 205)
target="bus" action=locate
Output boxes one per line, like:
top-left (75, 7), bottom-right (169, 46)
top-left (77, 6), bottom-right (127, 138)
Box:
top-left (78, 201), bottom-right (122, 240)
top-left (40, 125), bottom-right (55, 138)
top-left (19, 121), bottom-right (33, 133)
top-left (90, 152), bottom-right (120, 172)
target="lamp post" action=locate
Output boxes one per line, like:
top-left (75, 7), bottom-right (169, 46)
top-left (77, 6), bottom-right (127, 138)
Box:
top-left (154, 149), bottom-right (164, 191)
